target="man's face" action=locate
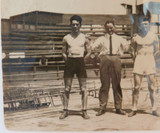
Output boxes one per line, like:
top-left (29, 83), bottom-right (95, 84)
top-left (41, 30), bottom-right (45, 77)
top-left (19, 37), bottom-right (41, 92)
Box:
top-left (140, 20), bottom-right (150, 32)
top-left (105, 23), bottom-right (115, 34)
top-left (139, 21), bottom-right (150, 33)
top-left (71, 20), bottom-right (81, 33)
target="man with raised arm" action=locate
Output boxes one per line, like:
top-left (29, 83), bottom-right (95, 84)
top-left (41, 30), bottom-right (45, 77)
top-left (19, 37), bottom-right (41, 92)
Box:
top-left (128, 17), bottom-right (159, 117)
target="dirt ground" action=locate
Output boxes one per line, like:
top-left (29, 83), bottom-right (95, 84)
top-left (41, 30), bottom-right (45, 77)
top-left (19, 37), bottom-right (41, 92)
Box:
top-left (2, 78), bottom-right (160, 132)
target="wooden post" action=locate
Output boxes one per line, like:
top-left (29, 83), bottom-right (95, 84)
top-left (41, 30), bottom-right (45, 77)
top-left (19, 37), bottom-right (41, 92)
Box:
top-left (22, 15), bottom-right (25, 30)
top-left (57, 66), bottom-right (59, 79)
top-left (35, 11), bottom-right (38, 31)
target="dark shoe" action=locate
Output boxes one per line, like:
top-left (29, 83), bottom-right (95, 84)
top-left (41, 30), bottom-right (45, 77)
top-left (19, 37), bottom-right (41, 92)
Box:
top-left (152, 110), bottom-right (160, 117)
top-left (116, 109), bottom-right (126, 115)
top-left (128, 111), bottom-right (137, 117)
top-left (82, 110), bottom-right (90, 119)
top-left (96, 109), bottom-right (105, 116)
top-left (59, 109), bottom-right (68, 119)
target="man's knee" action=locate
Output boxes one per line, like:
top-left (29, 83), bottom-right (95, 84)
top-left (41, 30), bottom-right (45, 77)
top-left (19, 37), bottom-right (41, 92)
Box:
top-left (100, 85), bottom-right (109, 91)
top-left (61, 87), bottom-right (71, 93)
top-left (65, 87), bottom-right (71, 92)
top-left (81, 87), bottom-right (87, 92)
top-left (149, 82), bottom-right (157, 91)
top-left (133, 86), bottom-right (140, 95)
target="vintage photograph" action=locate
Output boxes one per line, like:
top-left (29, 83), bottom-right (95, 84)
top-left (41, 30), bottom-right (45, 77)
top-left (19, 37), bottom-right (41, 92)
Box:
top-left (1, 0), bottom-right (160, 132)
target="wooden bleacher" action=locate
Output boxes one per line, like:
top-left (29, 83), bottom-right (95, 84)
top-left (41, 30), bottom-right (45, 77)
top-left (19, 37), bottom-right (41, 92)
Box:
top-left (2, 23), bottom-right (133, 72)
top-left (2, 22), bottom-right (134, 111)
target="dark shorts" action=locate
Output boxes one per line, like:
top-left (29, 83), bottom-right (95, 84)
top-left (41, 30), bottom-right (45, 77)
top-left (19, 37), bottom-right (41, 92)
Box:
top-left (64, 57), bottom-right (87, 78)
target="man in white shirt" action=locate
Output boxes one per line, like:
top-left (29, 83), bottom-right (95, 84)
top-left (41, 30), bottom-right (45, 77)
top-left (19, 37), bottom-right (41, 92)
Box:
top-left (128, 18), bottom-right (159, 117)
top-left (92, 21), bottom-right (129, 116)
top-left (59, 15), bottom-right (90, 119)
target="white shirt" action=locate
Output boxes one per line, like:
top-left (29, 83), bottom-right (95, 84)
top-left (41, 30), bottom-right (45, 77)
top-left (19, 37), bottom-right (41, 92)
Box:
top-left (63, 33), bottom-right (87, 58)
top-left (92, 33), bottom-right (129, 56)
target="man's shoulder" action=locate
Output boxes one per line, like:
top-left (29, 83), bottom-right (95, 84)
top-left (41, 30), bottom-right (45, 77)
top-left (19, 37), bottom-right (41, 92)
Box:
top-left (79, 33), bottom-right (86, 38)
top-left (64, 33), bottom-right (71, 39)
top-left (96, 36), bottom-right (106, 41)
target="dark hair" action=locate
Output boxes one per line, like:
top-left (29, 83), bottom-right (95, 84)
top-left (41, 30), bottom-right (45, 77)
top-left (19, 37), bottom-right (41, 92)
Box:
top-left (143, 17), bottom-right (150, 22)
top-left (104, 21), bottom-right (115, 31)
top-left (70, 15), bottom-right (82, 25)
top-left (104, 20), bottom-right (115, 27)
top-left (143, 9), bottom-right (151, 22)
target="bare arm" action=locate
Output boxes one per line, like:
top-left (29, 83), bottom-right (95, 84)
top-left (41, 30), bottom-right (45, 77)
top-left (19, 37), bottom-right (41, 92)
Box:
top-left (62, 40), bottom-right (68, 62)
top-left (84, 38), bottom-right (91, 60)
top-left (154, 35), bottom-right (160, 57)
top-left (120, 37), bottom-right (131, 52)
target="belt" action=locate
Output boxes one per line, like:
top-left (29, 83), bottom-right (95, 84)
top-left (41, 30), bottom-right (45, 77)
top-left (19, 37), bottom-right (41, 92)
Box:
top-left (106, 54), bottom-right (120, 56)
top-left (137, 53), bottom-right (152, 56)
top-left (99, 54), bottom-right (120, 57)
top-left (67, 57), bottom-right (84, 59)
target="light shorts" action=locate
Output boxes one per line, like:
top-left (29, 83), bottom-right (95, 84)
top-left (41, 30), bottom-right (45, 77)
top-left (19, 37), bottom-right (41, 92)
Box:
top-left (133, 54), bottom-right (156, 75)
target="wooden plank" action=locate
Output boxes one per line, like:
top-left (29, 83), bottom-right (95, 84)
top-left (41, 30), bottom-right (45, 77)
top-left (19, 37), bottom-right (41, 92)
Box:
top-left (12, 29), bottom-right (71, 33)
top-left (10, 28), bottom-right (130, 34)
top-left (2, 41), bottom-right (62, 45)
top-left (121, 53), bottom-right (132, 58)
top-left (3, 77), bottom-right (63, 82)
top-left (2, 36), bottom-right (64, 41)
top-left (3, 71), bottom-right (63, 77)
top-left (121, 59), bottom-right (134, 64)
top-left (9, 32), bottom-right (67, 37)
top-left (37, 26), bottom-right (71, 30)
top-left (3, 54), bottom-right (63, 59)
top-left (3, 50), bottom-right (61, 54)
top-left (2, 49), bottom-right (62, 54)
top-left (2, 60), bottom-right (65, 65)
top-left (2, 45), bottom-right (62, 50)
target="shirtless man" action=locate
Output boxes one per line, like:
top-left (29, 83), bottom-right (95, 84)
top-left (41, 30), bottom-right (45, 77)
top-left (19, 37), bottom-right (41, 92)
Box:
top-left (128, 18), bottom-right (159, 117)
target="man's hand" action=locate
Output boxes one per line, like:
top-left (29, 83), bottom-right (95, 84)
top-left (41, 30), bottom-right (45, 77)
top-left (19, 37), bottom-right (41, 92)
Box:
top-left (132, 34), bottom-right (138, 43)
top-left (62, 53), bottom-right (68, 62)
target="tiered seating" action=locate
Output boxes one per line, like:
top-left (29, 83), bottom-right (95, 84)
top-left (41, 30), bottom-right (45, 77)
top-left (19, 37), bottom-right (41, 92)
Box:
top-left (2, 23), bottom-right (133, 72)
top-left (2, 23), bottom-right (134, 111)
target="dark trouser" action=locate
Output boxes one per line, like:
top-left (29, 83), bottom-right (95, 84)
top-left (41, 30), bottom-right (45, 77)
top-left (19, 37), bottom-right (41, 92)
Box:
top-left (99, 55), bottom-right (122, 110)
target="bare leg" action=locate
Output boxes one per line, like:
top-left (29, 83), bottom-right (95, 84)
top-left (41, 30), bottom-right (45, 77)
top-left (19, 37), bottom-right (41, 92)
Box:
top-left (78, 78), bottom-right (87, 110)
top-left (63, 78), bottom-right (73, 109)
top-left (132, 74), bottom-right (143, 111)
top-left (59, 78), bottom-right (72, 119)
top-left (148, 74), bottom-right (158, 111)
top-left (128, 74), bottom-right (143, 117)
top-left (78, 78), bottom-right (90, 119)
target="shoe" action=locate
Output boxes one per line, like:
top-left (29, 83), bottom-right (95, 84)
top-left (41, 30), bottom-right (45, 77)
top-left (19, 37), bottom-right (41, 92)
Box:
top-left (116, 109), bottom-right (126, 115)
top-left (59, 109), bottom-right (68, 119)
top-left (96, 109), bottom-right (105, 116)
top-left (152, 110), bottom-right (160, 117)
top-left (82, 110), bottom-right (90, 119)
top-left (128, 111), bottom-right (137, 117)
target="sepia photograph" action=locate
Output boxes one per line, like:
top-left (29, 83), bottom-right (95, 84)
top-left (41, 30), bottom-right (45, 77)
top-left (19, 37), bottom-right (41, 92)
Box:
top-left (1, 0), bottom-right (160, 132)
